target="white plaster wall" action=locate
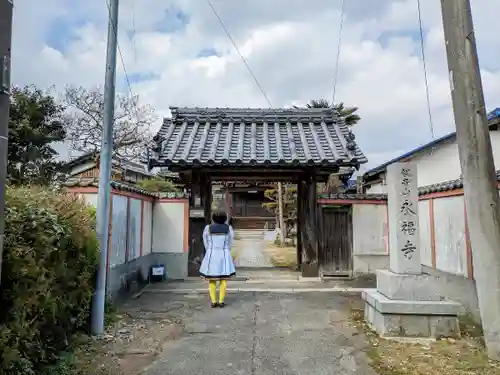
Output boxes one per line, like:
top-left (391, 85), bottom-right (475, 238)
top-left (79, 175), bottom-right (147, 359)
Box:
top-left (489, 130), bottom-right (500, 169)
top-left (365, 182), bottom-right (387, 194)
top-left (352, 204), bottom-right (389, 274)
top-left (434, 195), bottom-right (468, 277)
top-left (80, 193), bottom-right (98, 207)
top-left (142, 201), bottom-right (153, 255)
top-left (152, 202), bottom-right (185, 254)
top-left (110, 195), bottom-right (128, 266)
top-left (127, 198), bottom-right (142, 260)
top-left (418, 200), bottom-right (433, 268)
top-left (412, 140), bottom-right (461, 186)
top-left (366, 130), bottom-right (500, 190)
top-left (352, 204), bottom-right (387, 255)
top-left (351, 196), bottom-right (469, 277)
top-left (353, 255), bottom-right (389, 274)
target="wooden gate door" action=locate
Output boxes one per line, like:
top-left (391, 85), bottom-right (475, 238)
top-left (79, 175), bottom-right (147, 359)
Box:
top-left (319, 206), bottom-right (353, 276)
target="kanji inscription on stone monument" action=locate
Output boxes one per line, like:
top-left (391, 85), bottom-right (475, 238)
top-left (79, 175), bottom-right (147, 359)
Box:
top-left (387, 162), bottom-right (421, 274)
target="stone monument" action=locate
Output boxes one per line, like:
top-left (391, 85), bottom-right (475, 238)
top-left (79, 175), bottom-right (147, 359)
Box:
top-left (362, 162), bottom-right (462, 339)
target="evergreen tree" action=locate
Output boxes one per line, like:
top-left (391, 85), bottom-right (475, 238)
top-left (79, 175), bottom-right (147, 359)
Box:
top-left (8, 86), bottom-right (66, 185)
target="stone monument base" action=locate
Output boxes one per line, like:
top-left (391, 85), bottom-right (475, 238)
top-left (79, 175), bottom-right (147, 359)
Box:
top-left (362, 270), bottom-right (462, 339)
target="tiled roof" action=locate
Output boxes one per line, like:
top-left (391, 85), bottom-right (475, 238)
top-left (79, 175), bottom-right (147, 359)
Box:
top-left (66, 151), bottom-right (153, 177)
top-left (419, 171), bottom-right (500, 195)
top-left (318, 193), bottom-right (388, 201)
top-left (63, 177), bottom-right (188, 198)
top-left (62, 177), bottom-right (158, 197)
top-left (321, 171), bottom-right (500, 200)
top-left (150, 107), bottom-right (367, 169)
top-left (118, 158), bottom-right (154, 176)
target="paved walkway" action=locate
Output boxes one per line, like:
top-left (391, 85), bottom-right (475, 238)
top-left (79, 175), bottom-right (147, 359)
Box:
top-left (134, 291), bottom-right (378, 375)
top-left (233, 239), bottom-right (274, 268)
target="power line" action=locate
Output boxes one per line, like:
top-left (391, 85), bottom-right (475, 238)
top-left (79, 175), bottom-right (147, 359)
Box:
top-left (105, 0), bottom-right (141, 121)
top-left (205, 0), bottom-right (273, 108)
top-left (332, 0), bottom-right (346, 106)
top-left (416, 0), bottom-right (435, 140)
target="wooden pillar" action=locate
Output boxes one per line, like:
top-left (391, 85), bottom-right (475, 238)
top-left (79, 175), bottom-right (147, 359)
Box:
top-left (302, 173), bottom-right (319, 277)
top-left (296, 180), bottom-right (303, 270)
top-left (187, 170), bottom-right (206, 277)
top-left (189, 171), bottom-right (201, 208)
top-left (201, 171), bottom-right (212, 224)
top-left (309, 173), bottom-right (319, 264)
top-left (225, 186), bottom-right (231, 222)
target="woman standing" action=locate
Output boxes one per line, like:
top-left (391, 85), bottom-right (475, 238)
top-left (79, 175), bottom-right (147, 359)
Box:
top-left (199, 211), bottom-right (236, 307)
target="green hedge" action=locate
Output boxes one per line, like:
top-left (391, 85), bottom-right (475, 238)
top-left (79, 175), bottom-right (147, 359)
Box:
top-left (0, 187), bottom-right (99, 375)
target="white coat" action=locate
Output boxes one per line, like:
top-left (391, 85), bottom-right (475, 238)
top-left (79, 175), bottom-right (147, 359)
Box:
top-left (199, 223), bottom-right (236, 279)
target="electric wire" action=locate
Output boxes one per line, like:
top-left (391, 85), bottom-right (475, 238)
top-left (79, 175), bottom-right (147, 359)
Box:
top-left (105, 0), bottom-right (141, 123)
top-left (205, 0), bottom-right (273, 107)
top-left (332, 0), bottom-right (346, 106)
top-left (416, 0), bottom-right (435, 140)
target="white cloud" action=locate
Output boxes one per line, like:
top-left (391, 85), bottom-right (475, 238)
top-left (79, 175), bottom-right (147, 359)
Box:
top-left (11, 0), bottom-right (500, 167)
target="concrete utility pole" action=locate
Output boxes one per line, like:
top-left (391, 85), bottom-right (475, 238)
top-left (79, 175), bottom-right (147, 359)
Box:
top-left (0, 0), bottom-right (13, 284)
top-left (441, 0), bottom-right (500, 359)
top-left (91, 0), bottom-right (119, 335)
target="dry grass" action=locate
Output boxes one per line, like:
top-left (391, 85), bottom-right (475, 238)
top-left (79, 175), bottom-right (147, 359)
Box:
top-left (350, 308), bottom-right (500, 375)
top-left (230, 248), bottom-right (239, 261)
top-left (263, 242), bottom-right (297, 268)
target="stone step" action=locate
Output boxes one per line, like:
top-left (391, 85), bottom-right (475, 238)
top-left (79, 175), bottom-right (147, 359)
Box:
top-left (231, 217), bottom-right (276, 230)
top-left (234, 229), bottom-right (267, 239)
top-left (234, 231), bottom-right (265, 236)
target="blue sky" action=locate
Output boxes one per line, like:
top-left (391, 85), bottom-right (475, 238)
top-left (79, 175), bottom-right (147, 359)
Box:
top-left (11, 0), bottom-right (500, 168)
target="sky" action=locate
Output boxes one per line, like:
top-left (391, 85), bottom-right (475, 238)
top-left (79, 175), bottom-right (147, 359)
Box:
top-left (11, 0), bottom-right (500, 171)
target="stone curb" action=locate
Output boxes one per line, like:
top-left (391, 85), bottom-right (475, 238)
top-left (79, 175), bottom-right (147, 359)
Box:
top-left (243, 279), bottom-right (321, 284)
top-left (142, 287), bottom-right (376, 294)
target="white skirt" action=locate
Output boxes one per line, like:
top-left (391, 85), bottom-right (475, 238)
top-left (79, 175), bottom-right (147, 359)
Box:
top-left (199, 247), bottom-right (236, 279)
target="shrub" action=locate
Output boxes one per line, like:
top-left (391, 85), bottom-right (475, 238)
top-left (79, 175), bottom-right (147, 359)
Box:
top-left (0, 187), bottom-right (99, 375)
top-left (137, 176), bottom-right (179, 193)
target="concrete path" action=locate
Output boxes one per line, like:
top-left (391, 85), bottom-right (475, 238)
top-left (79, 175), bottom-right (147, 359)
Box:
top-left (233, 239), bottom-right (274, 268)
top-left (136, 291), bottom-right (378, 375)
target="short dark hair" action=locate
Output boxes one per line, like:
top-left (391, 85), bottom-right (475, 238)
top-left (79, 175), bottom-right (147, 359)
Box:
top-left (212, 211), bottom-right (227, 224)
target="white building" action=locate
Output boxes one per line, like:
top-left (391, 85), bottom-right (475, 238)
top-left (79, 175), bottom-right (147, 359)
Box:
top-left (363, 116), bottom-right (500, 192)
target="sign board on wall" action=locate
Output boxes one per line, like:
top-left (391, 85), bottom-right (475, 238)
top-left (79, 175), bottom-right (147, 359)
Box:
top-left (190, 209), bottom-right (204, 218)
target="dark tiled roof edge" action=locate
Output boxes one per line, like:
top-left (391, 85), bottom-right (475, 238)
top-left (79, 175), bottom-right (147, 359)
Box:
top-left (62, 178), bottom-right (160, 198)
top-left (151, 107), bottom-right (367, 169)
top-left (318, 193), bottom-right (388, 200)
top-left (418, 170), bottom-right (500, 195)
top-left (321, 170), bottom-right (500, 201)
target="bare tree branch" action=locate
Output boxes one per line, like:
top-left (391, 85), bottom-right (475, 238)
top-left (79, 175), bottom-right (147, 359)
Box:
top-left (62, 85), bottom-right (156, 159)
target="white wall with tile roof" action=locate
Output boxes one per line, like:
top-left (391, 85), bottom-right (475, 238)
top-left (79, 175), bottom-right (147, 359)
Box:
top-left (366, 129), bottom-right (500, 193)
